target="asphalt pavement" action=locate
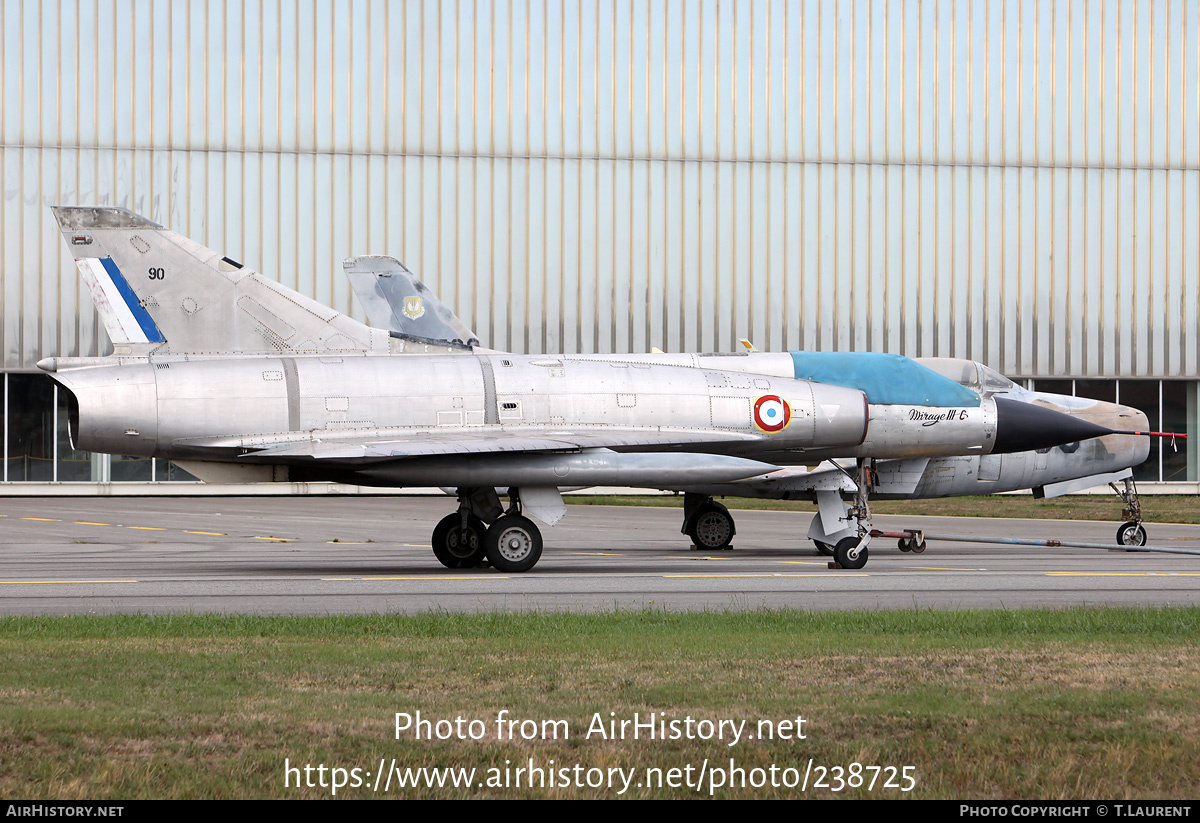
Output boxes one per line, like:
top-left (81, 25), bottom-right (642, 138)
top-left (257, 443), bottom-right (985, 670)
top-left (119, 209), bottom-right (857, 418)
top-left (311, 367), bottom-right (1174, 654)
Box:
top-left (1, 496), bottom-right (1197, 615)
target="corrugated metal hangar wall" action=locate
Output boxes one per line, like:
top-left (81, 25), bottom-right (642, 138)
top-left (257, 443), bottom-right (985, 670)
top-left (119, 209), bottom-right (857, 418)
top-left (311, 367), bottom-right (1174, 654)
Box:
top-left (2, 0), bottom-right (1198, 378)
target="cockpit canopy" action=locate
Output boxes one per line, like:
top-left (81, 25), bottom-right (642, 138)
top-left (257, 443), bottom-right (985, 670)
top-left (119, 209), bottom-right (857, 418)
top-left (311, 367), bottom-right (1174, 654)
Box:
top-left (917, 357), bottom-right (1019, 394)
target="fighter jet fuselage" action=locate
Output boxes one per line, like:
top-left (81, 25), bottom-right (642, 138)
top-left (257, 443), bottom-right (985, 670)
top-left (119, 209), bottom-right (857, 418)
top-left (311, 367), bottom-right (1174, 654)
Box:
top-left (39, 206), bottom-right (1165, 571)
top-left (48, 351), bottom-right (1019, 465)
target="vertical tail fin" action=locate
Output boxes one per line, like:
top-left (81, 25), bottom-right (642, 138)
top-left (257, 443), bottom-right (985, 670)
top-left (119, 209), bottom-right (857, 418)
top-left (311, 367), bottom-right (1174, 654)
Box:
top-left (53, 206), bottom-right (388, 356)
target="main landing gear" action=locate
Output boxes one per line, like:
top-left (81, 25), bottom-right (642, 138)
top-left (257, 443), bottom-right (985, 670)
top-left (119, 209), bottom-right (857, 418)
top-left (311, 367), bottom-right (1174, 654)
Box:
top-left (431, 511), bottom-right (488, 568)
top-left (681, 493), bottom-right (736, 550)
top-left (1110, 476), bottom-right (1148, 547)
top-left (431, 487), bottom-right (544, 572)
top-left (486, 513), bottom-right (544, 572)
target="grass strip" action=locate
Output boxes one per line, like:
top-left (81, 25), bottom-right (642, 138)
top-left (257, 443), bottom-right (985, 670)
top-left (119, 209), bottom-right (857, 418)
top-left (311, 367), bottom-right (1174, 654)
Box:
top-left (2, 608), bottom-right (1198, 799)
top-left (568, 494), bottom-right (1200, 524)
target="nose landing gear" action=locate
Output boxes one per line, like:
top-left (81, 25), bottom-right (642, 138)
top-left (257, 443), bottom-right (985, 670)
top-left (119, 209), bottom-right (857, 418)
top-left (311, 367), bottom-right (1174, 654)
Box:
top-left (1110, 476), bottom-right (1148, 548)
top-left (806, 459), bottom-right (876, 569)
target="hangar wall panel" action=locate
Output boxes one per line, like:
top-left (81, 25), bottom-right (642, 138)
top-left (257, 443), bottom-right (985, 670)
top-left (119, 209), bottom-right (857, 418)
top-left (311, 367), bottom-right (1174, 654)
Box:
top-left (1, 0), bottom-right (1197, 378)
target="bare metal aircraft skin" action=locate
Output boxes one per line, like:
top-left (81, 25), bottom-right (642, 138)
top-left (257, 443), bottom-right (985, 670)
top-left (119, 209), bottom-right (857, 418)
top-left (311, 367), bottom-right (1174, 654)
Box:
top-left (342, 252), bottom-right (1159, 564)
top-left (42, 206), bottom-right (1152, 571)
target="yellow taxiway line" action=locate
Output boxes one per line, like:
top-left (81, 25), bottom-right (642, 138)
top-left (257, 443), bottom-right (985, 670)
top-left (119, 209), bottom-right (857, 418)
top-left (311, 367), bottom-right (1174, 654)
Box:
top-left (664, 573), bottom-right (869, 578)
top-left (323, 576), bottom-right (506, 581)
top-left (1046, 572), bottom-right (1200, 577)
top-left (908, 566), bottom-right (987, 572)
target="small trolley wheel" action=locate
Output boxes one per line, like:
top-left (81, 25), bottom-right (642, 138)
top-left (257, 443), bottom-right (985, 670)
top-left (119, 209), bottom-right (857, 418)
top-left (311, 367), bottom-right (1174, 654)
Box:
top-left (910, 540), bottom-right (927, 554)
top-left (898, 537), bottom-right (912, 552)
top-left (485, 514), bottom-right (544, 573)
top-left (1116, 521), bottom-right (1147, 548)
top-left (814, 540), bottom-right (835, 557)
top-left (688, 503), bottom-right (735, 551)
top-left (431, 512), bottom-right (488, 569)
top-left (833, 536), bottom-right (869, 570)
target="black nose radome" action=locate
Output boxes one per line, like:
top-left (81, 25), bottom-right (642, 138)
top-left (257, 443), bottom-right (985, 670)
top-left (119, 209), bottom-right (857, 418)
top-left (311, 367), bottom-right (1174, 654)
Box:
top-left (992, 397), bottom-right (1117, 454)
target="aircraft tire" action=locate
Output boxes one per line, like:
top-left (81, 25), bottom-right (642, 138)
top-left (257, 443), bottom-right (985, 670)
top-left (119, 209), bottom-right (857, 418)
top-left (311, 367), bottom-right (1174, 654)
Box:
top-left (1116, 521), bottom-right (1147, 548)
top-left (688, 503), bottom-right (735, 551)
top-left (813, 541), bottom-right (835, 556)
top-left (485, 514), bottom-right (544, 572)
top-left (431, 513), bottom-right (488, 569)
top-left (833, 537), bottom-right (869, 570)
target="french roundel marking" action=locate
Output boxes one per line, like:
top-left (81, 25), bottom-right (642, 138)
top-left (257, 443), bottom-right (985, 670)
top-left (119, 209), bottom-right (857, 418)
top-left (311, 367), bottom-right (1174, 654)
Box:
top-left (753, 395), bottom-right (791, 433)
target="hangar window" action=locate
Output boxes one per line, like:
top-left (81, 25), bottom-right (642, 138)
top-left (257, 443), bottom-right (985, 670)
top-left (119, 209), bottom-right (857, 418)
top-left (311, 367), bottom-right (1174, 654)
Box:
top-left (1025, 378), bottom-right (1198, 484)
top-left (1, 374), bottom-right (198, 484)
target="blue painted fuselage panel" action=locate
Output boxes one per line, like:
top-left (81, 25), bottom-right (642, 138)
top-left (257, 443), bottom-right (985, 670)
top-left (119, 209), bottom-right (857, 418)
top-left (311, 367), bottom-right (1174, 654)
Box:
top-left (789, 351), bottom-right (981, 408)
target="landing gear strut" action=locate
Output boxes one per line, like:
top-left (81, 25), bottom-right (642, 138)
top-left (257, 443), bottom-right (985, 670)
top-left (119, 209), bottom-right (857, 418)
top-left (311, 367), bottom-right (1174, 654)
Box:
top-left (1110, 476), bottom-right (1148, 547)
top-left (806, 460), bottom-right (876, 569)
top-left (431, 487), bottom-right (545, 572)
top-left (681, 493), bottom-right (736, 550)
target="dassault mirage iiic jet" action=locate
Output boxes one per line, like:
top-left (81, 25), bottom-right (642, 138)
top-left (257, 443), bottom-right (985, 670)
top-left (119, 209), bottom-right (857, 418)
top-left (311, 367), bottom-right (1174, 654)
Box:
top-left (344, 256), bottom-right (1174, 567)
top-left (41, 207), bottom-right (1145, 572)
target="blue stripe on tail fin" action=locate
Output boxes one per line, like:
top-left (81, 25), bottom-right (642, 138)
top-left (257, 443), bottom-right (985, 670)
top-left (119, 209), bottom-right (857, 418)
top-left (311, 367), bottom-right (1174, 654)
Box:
top-left (98, 257), bottom-right (166, 343)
